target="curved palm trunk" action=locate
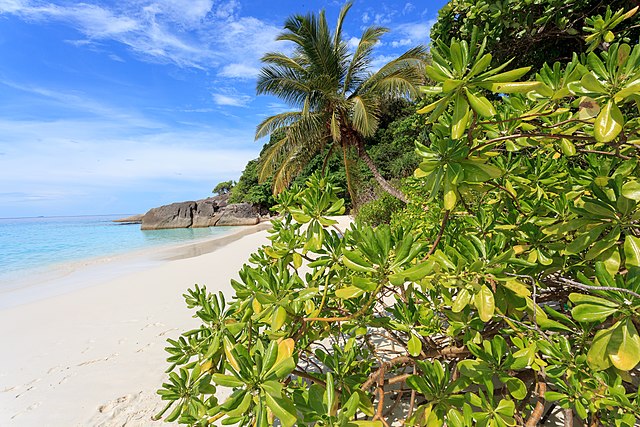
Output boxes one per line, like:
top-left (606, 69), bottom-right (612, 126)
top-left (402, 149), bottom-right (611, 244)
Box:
top-left (355, 137), bottom-right (408, 204)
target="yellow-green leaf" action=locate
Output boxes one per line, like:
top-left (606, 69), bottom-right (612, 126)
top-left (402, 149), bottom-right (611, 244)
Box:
top-left (624, 235), bottom-right (640, 268)
top-left (408, 333), bottom-right (422, 357)
top-left (271, 306), bottom-right (287, 331)
top-left (451, 94), bottom-right (470, 139)
top-left (587, 327), bottom-right (613, 371)
top-left (465, 88), bottom-right (496, 118)
top-left (622, 180), bottom-right (640, 201)
top-left (474, 285), bottom-right (495, 322)
top-left (452, 288), bottom-right (472, 312)
top-left (607, 320), bottom-right (640, 371)
top-left (336, 285), bottom-right (365, 299)
top-left (594, 100), bottom-right (624, 142)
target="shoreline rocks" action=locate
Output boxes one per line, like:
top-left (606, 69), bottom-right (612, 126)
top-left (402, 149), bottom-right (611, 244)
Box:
top-left (114, 194), bottom-right (260, 230)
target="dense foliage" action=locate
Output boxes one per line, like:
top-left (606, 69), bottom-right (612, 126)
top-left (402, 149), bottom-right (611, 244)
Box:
top-left (157, 3), bottom-right (640, 427)
top-left (432, 0), bottom-right (640, 69)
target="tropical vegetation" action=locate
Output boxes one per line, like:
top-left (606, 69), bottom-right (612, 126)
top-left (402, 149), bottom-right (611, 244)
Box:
top-left (254, 2), bottom-right (427, 203)
top-left (158, 2), bottom-right (640, 426)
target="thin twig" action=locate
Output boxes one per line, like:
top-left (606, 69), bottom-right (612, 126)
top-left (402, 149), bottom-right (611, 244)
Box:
top-left (292, 369), bottom-right (327, 387)
top-left (422, 210), bottom-right (450, 260)
top-left (556, 276), bottom-right (640, 300)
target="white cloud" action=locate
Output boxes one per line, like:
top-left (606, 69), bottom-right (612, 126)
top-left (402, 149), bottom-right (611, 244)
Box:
top-left (347, 36), bottom-right (360, 50)
top-left (361, 12), bottom-right (370, 23)
top-left (0, 1), bottom-right (286, 75)
top-left (212, 93), bottom-right (252, 107)
top-left (395, 20), bottom-right (435, 45)
top-left (403, 3), bottom-right (415, 14)
top-left (218, 63), bottom-right (261, 79)
top-left (369, 54), bottom-right (398, 72)
top-left (0, 118), bottom-right (257, 187)
top-left (391, 38), bottom-right (412, 48)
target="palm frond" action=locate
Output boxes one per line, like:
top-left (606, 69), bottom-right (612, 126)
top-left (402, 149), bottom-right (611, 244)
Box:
top-left (350, 95), bottom-right (379, 137)
top-left (359, 45), bottom-right (428, 99)
top-left (255, 111), bottom-right (303, 140)
top-left (333, 2), bottom-right (353, 48)
top-left (257, 65), bottom-right (309, 107)
top-left (343, 26), bottom-right (389, 95)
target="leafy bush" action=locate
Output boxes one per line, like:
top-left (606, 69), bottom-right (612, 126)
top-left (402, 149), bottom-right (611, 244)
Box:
top-left (355, 192), bottom-right (405, 227)
top-left (156, 6), bottom-right (640, 427)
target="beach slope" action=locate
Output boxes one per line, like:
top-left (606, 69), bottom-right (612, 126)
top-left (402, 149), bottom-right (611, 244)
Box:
top-left (0, 222), bottom-right (281, 426)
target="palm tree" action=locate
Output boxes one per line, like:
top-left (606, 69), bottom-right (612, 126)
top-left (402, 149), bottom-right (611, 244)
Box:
top-left (255, 2), bottom-right (427, 203)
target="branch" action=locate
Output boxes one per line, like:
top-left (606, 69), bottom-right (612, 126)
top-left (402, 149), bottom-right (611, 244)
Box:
top-left (361, 356), bottom-right (415, 390)
top-left (470, 132), bottom-right (596, 154)
top-left (292, 369), bottom-right (327, 387)
top-left (524, 375), bottom-right (546, 427)
top-left (423, 210), bottom-right (450, 260)
top-left (555, 276), bottom-right (640, 300)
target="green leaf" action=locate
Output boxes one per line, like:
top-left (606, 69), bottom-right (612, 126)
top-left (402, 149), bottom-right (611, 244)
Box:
top-left (569, 293), bottom-right (619, 308)
top-left (571, 304), bottom-right (617, 322)
top-left (271, 306), bottom-right (287, 331)
top-left (226, 391), bottom-right (252, 417)
top-left (264, 393), bottom-right (297, 427)
top-left (624, 235), bottom-right (640, 268)
top-left (452, 288), bottom-right (472, 312)
top-left (482, 66), bottom-right (531, 82)
top-left (465, 88), bottom-right (496, 117)
top-left (474, 285), bottom-right (495, 322)
top-left (336, 285), bottom-right (365, 299)
top-left (587, 327), bottom-right (613, 371)
top-left (621, 180), bottom-right (640, 201)
top-left (389, 261), bottom-right (433, 285)
top-left (211, 374), bottom-right (245, 388)
top-left (352, 276), bottom-right (377, 291)
top-left (607, 319), bottom-right (640, 371)
top-left (451, 93), bottom-right (470, 139)
top-left (594, 100), bottom-right (624, 142)
top-left (408, 333), bottom-right (422, 357)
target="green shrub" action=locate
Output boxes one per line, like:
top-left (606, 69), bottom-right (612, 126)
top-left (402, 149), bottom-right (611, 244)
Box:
top-left (156, 5), bottom-right (640, 427)
top-left (355, 192), bottom-right (404, 227)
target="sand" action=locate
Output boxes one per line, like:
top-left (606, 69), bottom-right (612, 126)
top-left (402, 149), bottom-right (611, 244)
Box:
top-left (0, 221), bottom-right (283, 426)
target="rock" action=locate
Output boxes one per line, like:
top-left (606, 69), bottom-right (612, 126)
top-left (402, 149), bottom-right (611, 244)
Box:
top-left (112, 214), bottom-right (144, 224)
top-left (141, 201), bottom-right (196, 230)
top-left (139, 194), bottom-right (258, 230)
top-left (192, 198), bottom-right (217, 228)
top-left (216, 203), bottom-right (260, 226)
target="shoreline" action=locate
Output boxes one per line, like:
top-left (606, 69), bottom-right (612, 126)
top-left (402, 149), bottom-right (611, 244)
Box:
top-left (0, 223), bottom-right (270, 310)
top-left (0, 217), bottom-right (286, 426)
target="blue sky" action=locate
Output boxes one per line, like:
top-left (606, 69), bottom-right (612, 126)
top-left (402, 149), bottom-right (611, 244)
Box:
top-left (0, 0), bottom-right (445, 217)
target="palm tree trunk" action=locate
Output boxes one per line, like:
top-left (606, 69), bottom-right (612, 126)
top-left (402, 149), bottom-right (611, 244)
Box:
top-left (355, 138), bottom-right (408, 204)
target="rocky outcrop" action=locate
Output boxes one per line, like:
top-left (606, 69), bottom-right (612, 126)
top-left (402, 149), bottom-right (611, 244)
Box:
top-left (137, 193), bottom-right (259, 230)
top-left (216, 203), bottom-right (260, 226)
top-left (141, 201), bottom-right (196, 230)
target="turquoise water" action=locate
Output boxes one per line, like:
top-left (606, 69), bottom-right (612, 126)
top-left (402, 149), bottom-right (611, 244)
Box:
top-left (0, 215), bottom-right (234, 283)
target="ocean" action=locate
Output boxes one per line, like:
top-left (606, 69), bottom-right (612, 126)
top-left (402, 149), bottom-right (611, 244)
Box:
top-left (0, 215), bottom-right (235, 286)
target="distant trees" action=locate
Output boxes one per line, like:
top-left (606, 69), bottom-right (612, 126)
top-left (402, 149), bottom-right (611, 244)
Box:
top-left (212, 180), bottom-right (235, 196)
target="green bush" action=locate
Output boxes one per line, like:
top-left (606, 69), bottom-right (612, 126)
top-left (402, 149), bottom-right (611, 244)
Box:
top-left (156, 5), bottom-right (640, 427)
top-left (355, 192), bottom-right (404, 227)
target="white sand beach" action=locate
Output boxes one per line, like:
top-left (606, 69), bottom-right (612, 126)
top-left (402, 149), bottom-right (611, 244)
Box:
top-left (0, 221), bottom-right (279, 426)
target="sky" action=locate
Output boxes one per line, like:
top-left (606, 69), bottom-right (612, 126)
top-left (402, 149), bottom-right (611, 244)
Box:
top-left (0, 0), bottom-right (446, 217)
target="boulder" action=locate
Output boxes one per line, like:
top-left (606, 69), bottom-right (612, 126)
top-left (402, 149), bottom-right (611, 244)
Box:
top-left (141, 201), bottom-right (196, 230)
top-left (139, 194), bottom-right (258, 230)
top-left (215, 203), bottom-right (260, 226)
